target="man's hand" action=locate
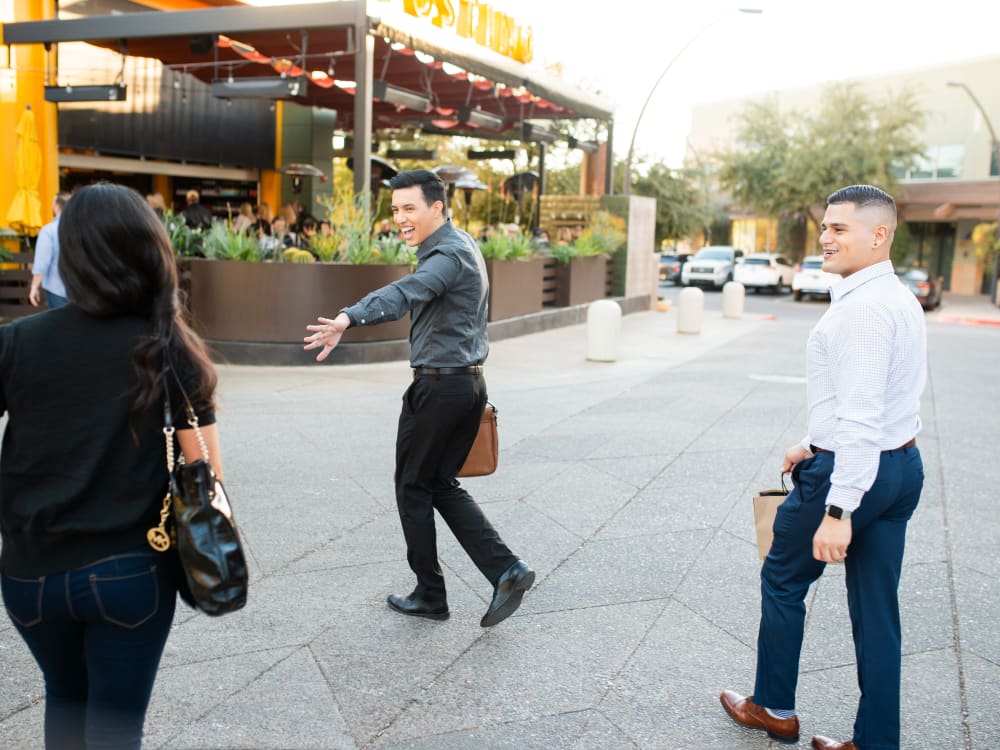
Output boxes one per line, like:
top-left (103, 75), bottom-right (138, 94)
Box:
top-left (28, 277), bottom-right (42, 307)
top-left (780, 442), bottom-right (814, 474)
top-left (304, 313), bottom-right (351, 361)
top-left (813, 514), bottom-right (852, 563)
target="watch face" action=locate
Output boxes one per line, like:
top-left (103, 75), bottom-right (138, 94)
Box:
top-left (827, 505), bottom-right (843, 519)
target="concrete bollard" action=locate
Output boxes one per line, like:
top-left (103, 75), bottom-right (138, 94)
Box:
top-left (722, 281), bottom-right (745, 320)
top-left (586, 299), bottom-right (622, 361)
top-left (676, 286), bottom-right (704, 334)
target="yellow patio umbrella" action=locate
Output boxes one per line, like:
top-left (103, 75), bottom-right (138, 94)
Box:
top-left (5, 105), bottom-right (44, 236)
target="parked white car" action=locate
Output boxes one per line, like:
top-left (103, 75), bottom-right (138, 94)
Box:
top-left (792, 255), bottom-right (842, 300)
top-left (681, 245), bottom-right (744, 289)
top-left (734, 253), bottom-right (796, 293)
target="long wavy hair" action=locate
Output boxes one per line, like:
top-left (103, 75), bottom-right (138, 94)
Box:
top-left (58, 183), bottom-right (217, 423)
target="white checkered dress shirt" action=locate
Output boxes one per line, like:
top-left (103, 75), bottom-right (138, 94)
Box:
top-left (801, 260), bottom-right (927, 512)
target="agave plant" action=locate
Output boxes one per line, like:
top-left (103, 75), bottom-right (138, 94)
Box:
top-left (374, 235), bottom-right (417, 266)
top-left (162, 210), bottom-right (199, 257)
top-left (478, 230), bottom-right (536, 261)
top-left (201, 222), bottom-right (266, 262)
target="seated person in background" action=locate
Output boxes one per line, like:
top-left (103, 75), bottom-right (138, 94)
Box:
top-left (181, 189), bottom-right (213, 231)
top-left (261, 216), bottom-right (294, 256)
top-left (297, 217), bottom-right (319, 256)
top-left (145, 193), bottom-right (167, 219)
top-left (232, 202), bottom-right (257, 233)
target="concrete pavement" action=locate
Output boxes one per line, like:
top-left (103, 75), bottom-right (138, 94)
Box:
top-left (1, 294), bottom-right (998, 749)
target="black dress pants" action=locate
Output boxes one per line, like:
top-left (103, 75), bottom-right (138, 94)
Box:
top-left (394, 372), bottom-right (516, 601)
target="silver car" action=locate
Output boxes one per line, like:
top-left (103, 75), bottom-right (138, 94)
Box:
top-left (681, 246), bottom-right (744, 289)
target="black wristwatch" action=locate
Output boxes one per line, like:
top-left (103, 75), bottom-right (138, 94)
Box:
top-left (826, 504), bottom-right (852, 521)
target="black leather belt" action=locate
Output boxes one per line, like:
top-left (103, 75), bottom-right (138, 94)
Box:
top-left (412, 365), bottom-right (483, 377)
top-left (811, 438), bottom-right (916, 454)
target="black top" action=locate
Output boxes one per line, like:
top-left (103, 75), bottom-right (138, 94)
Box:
top-left (0, 305), bottom-right (215, 577)
top-left (341, 220), bottom-right (490, 368)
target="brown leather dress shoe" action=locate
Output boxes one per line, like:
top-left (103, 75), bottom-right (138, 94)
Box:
top-left (720, 690), bottom-right (800, 743)
top-left (812, 736), bottom-right (858, 750)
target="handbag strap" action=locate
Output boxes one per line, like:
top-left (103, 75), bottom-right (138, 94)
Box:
top-left (163, 356), bottom-right (211, 464)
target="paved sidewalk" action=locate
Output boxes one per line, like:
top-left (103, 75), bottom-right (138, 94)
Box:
top-left (2, 303), bottom-right (998, 749)
top-left (927, 291), bottom-right (1000, 326)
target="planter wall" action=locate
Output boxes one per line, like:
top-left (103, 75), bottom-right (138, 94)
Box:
top-left (184, 258), bottom-right (411, 343)
top-left (554, 255), bottom-right (609, 307)
top-left (485, 257), bottom-right (545, 321)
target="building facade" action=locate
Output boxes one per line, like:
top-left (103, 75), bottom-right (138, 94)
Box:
top-left (687, 54), bottom-right (1000, 296)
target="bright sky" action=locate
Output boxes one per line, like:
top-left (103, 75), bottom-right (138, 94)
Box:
top-left (508, 0), bottom-right (1000, 168)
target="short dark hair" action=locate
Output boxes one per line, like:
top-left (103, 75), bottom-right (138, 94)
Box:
top-left (388, 169), bottom-right (448, 216)
top-left (301, 216), bottom-right (318, 232)
top-left (827, 184), bottom-right (895, 212)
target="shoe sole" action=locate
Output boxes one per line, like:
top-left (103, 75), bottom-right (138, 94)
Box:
top-left (386, 598), bottom-right (450, 621)
top-left (719, 695), bottom-right (798, 744)
top-left (480, 570), bottom-right (535, 627)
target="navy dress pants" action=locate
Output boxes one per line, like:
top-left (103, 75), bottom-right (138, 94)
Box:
top-left (394, 372), bottom-right (517, 602)
top-left (753, 447), bottom-right (923, 750)
top-left (1, 547), bottom-right (177, 750)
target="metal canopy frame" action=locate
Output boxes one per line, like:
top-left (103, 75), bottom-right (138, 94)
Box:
top-left (2, 1), bottom-right (616, 196)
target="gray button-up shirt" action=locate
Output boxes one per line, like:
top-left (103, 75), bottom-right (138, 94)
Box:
top-left (341, 220), bottom-right (489, 367)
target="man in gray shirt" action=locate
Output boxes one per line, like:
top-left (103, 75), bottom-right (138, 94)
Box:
top-left (305, 169), bottom-right (533, 627)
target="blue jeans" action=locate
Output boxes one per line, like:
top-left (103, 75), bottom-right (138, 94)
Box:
top-left (1, 548), bottom-right (177, 750)
top-left (44, 289), bottom-right (68, 309)
top-left (754, 447), bottom-right (923, 750)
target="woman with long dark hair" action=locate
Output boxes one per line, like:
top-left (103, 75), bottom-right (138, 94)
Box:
top-left (0, 183), bottom-right (222, 749)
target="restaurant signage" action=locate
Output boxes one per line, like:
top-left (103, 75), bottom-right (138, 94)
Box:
top-left (401, 0), bottom-right (534, 63)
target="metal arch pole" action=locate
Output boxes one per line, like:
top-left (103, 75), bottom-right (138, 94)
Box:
top-left (622, 9), bottom-right (761, 196)
top-left (622, 14), bottom-right (727, 196)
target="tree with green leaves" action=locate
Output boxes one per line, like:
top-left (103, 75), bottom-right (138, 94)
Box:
top-left (717, 82), bottom-right (927, 242)
top-left (631, 163), bottom-right (717, 246)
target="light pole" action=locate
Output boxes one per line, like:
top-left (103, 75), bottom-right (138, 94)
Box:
top-left (947, 80), bottom-right (1000, 303)
top-left (622, 8), bottom-right (762, 196)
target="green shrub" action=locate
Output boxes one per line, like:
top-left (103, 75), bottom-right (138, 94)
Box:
top-left (374, 235), bottom-right (417, 265)
top-left (202, 222), bottom-right (265, 262)
top-left (478, 231), bottom-right (535, 261)
top-left (547, 211), bottom-right (626, 265)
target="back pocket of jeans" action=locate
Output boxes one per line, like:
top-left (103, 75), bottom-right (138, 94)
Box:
top-left (1, 575), bottom-right (45, 628)
top-left (90, 565), bottom-right (160, 629)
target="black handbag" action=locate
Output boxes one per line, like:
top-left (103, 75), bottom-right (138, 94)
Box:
top-left (146, 369), bottom-right (248, 616)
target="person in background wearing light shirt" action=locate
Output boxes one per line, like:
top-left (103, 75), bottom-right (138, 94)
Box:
top-left (29, 192), bottom-right (71, 309)
top-left (304, 169), bottom-right (534, 628)
top-left (721, 185), bottom-right (926, 750)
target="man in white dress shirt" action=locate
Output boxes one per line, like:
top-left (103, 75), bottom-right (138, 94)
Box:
top-left (721, 185), bottom-right (927, 750)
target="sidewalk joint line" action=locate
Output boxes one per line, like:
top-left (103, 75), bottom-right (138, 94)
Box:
top-left (929, 363), bottom-right (973, 750)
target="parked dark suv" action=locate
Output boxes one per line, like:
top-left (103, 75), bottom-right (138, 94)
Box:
top-left (659, 252), bottom-right (691, 285)
top-left (896, 267), bottom-right (943, 310)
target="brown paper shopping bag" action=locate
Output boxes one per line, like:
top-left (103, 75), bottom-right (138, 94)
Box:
top-left (753, 475), bottom-right (790, 564)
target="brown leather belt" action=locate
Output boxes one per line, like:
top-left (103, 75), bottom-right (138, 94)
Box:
top-left (412, 365), bottom-right (483, 377)
top-left (810, 438), bottom-right (916, 454)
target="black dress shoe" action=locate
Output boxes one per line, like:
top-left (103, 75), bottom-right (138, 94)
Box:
top-left (481, 560), bottom-right (535, 627)
top-left (387, 593), bottom-right (449, 621)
